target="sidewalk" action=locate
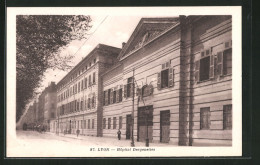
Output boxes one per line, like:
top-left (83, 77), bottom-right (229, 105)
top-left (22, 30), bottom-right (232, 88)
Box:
top-left (46, 132), bottom-right (175, 147)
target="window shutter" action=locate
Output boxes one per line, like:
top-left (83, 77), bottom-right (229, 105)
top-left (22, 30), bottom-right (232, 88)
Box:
top-left (195, 60), bottom-right (200, 82)
top-left (157, 72), bottom-right (161, 90)
top-left (209, 54), bottom-right (215, 79)
top-left (105, 90), bottom-right (108, 105)
top-left (124, 85), bottom-right (127, 98)
top-left (110, 89), bottom-right (114, 104)
top-left (85, 78), bottom-right (88, 88)
top-left (116, 90), bottom-right (119, 103)
top-left (93, 93), bottom-right (96, 108)
top-left (168, 67), bottom-right (174, 87)
top-left (136, 88), bottom-right (140, 97)
top-left (217, 51), bottom-right (223, 76)
top-left (129, 82), bottom-right (133, 97)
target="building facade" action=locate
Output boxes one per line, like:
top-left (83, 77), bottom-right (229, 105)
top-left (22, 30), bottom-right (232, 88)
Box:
top-left (55, 44), bottom-right (121, 136)
top-left (101, 16), bottom-right (232, 146)
top-left (51, 15), bottom-right (232, 146)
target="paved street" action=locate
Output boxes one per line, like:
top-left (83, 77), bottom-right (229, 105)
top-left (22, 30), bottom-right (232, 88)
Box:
top-left (11, 130), bottom-right (174, 157)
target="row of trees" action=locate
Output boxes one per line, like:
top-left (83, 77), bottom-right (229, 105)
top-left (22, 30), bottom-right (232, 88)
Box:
top-left (16, 15), bottom-right (92, 122)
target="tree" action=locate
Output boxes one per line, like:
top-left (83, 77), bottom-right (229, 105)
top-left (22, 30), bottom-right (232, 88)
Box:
top-left (16, 15), bottom-right (92, 122)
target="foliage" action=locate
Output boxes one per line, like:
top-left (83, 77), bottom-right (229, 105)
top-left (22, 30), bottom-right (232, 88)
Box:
top-left (16, 15), bottom-right (92, 122)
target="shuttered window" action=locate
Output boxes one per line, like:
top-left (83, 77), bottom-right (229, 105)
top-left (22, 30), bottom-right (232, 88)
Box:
top-left (200, 107), bottom-right (210, 130)
top-left (113, 90), bottom-right (116, 103)
top-left (107, 89), bottom-right (111, 104)
top-left (123, 85), bottom-right (127, 98)
top-left (157, 62), bottom-right (174, 89)
top-left (119, 88), bottom-right (123, 102)
top-left (223, 105), bottom-right (232, 130)
top-left (78, 82), bottom-right (80, 92)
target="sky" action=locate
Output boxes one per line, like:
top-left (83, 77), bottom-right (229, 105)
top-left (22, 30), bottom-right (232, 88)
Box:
top-left (38, 15), bottom-right (143, 93)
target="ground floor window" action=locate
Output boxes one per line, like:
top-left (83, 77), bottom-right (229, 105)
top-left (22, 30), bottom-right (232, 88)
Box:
top-left (223, 104), bottom-right (232, 130)
top-left (200, 107), bottom-right (210, 130)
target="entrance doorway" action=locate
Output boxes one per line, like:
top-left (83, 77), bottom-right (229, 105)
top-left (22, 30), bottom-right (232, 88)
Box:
top-left (126, 115), bottom-right (132, 139)
top-left (138, 105), bottom-right (153, 142)
top-left (160, 110), bottom-right (170, 143)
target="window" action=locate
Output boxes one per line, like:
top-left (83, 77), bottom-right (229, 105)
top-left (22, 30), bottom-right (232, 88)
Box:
top-left (161, 69), bottom-right (169, 88)
top-left (93, 72), bottom-right (96, 84)
top-left (75, 84), bottom-right (77, 93)
top-left (157, 61), bottom-right (174, 90)
top-left (113, 117), bottom-right (117, 129)
top-left (78, 82), bottom-right (81, 92)
top-left (92, 119), bottom-right (94, 129)
top-left (77, 101), bottom-right (80, 111)
top-left (119, 116), bottom-right (122, 129)
top-left (88, 119), bottom-right (90, 129)
top-left (200, 107), bottom-right (210, 130)
top-left (103, 118), bottom-right (106, 129)
top-left (223, 105), bottom-right (232, 130)
top-left (127, 77), bottom-right (133, 97)
top-left (94, 58), bottom-right (96, 63)
top-left (88, 98), bottom-right (91, 109)
top-left (89, 62), bottom-right (91, 67)
top-left (51, 112), bottom-right (54, 118)
top-left (80, 100), bottom-right (83, 110)
top-left (107, 89), bottom-right (111, 104)
top-left (119, 88), bottom-right (123, 102)
top-left (199, 56), bottom-right (210, 81)
top-left (89, 75), bottom-right (91, 86)
top-left (92, 96), bottom-right (95, 108)
top-left (108, 118), bottom-right (111, 129)
top-left (81, 80), bottom-right (84, 90)
top-left (113, 90), bottom-right (116, 103)
top-left (84, 78), bottom-right (88, 88)
top-left (223, 49), bottom-right (232, 75)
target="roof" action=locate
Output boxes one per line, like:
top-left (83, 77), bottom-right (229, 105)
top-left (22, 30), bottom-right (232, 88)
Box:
top-left (57, 44), bottom-right (121, 86)
top-left (117, 17), bottom-right (179, 60)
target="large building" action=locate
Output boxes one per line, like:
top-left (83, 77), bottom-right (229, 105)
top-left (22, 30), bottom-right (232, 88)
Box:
top-left (52, 15), bottom-right (232, 146)
top-left (53, 44), bottom-right (121, 136)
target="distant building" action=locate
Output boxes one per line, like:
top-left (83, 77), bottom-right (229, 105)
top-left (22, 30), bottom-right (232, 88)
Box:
top-left (54, 44), bottom-right (121, 136)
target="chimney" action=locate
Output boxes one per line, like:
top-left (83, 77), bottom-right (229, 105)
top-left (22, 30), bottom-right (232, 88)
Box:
top-left (122, 42), bottom-right (126, 48)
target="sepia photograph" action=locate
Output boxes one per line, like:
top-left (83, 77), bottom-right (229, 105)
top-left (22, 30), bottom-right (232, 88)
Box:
top-left (6, 7), bottom-right (242, 157)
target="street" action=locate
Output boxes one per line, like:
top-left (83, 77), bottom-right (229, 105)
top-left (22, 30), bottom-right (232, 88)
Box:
top-left (10, 130), bottom-right (173, 157)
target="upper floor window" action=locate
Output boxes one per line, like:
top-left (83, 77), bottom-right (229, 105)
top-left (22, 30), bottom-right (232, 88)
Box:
top-left (84, 77), bottom-right (88, 88)
top-left (157, 61), bottom-right (174, 90)
top-left (89, 62), bottom-right (91, 67)
top-left (223, 104), bottom-right (232, 130)
top-left (195, 40), bottom-right (232, 83)
top-left (89, 75), bottom-right (91, 86)
top-left (93, 72), bottom-right (96, 84)
top-left (124, 77), bottom-right (133, 98)
top-left (94, 58), bottom-right (96, 63)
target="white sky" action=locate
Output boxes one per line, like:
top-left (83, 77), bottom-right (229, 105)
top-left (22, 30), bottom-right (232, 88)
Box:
top-left (39, 16), bottom-right (143, 93)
